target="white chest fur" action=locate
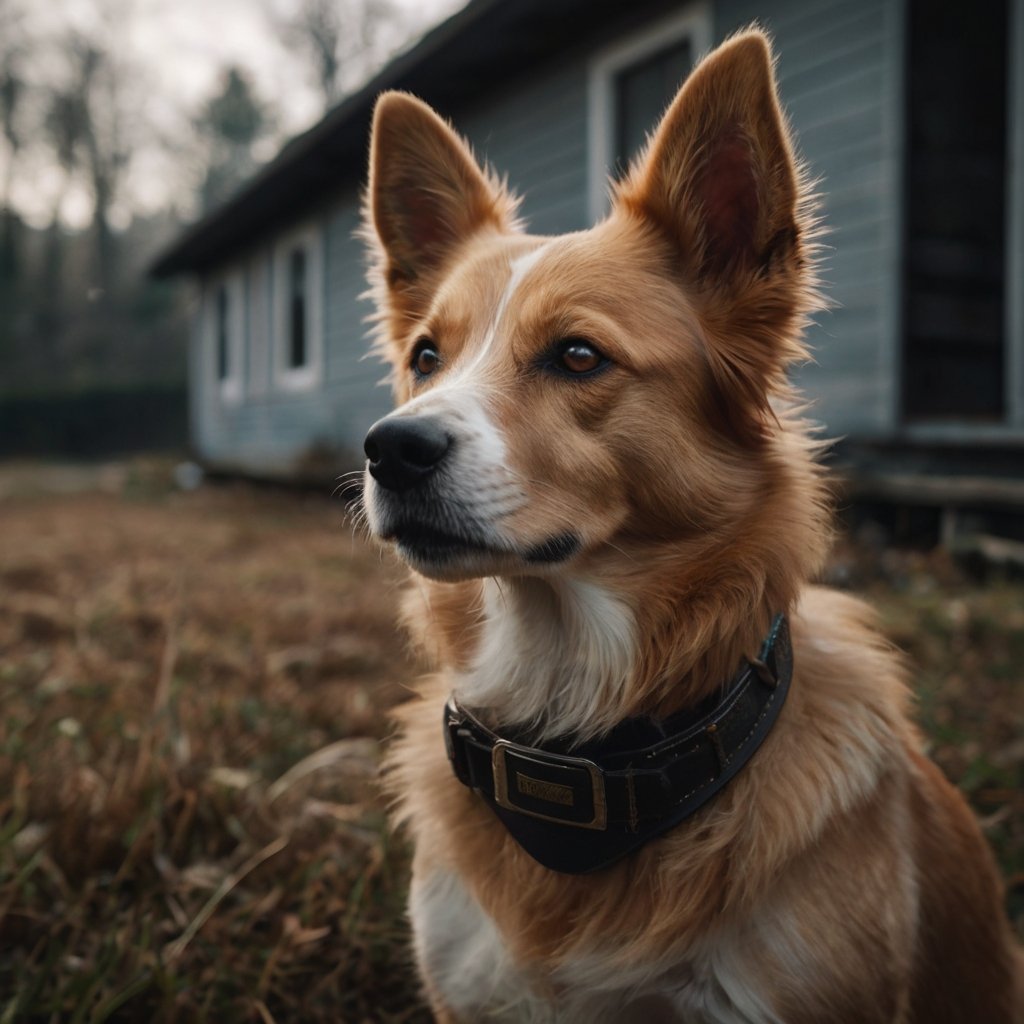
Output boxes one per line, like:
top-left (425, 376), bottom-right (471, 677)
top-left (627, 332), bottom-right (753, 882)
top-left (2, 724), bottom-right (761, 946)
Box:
top-left (454, 576), bottom-right (637, 741)
top-left (409, 869), bottom-right (784, 1024)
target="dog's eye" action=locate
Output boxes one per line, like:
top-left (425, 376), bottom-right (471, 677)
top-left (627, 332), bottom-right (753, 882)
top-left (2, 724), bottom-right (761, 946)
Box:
top-left (411, 339), bottom-right (440, 379)
top-left (556, 339), bottom-right (606, 376)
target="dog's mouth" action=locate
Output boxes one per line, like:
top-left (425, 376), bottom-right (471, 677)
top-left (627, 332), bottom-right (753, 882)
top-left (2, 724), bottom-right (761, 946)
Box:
top-left (385, 521), bottom-right (499, 562)
top-left (382, 519), bottom-right (581, 577)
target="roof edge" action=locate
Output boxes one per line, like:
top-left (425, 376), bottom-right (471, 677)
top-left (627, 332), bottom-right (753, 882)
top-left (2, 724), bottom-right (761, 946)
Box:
top-left (150, 0), bottom-right (497, 277)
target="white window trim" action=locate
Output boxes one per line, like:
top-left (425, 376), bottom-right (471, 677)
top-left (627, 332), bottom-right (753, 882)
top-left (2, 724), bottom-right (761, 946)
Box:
top-left (273, 221), bottom-right (324, 392)
top-left (586, 2), bottom-right (712, 223)
top-left (207, 268), bottom-right (245, 405)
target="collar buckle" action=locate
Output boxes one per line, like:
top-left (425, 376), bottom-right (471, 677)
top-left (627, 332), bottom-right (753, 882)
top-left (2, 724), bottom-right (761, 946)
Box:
top-left (492, 739), bottom-right (608, 831)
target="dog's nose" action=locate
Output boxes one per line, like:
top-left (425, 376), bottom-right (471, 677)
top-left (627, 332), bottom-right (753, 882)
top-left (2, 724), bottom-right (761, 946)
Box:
top-left (364, 415), bottom-right (452, 492)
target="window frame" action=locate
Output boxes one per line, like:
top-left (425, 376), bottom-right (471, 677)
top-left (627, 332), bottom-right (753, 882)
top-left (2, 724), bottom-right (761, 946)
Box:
top-left (586, 3), bottom-right (712, 224)
top-left (208, 267), bottom-right (245, 405)
top-left (273, 221), bottom-right (324, 392)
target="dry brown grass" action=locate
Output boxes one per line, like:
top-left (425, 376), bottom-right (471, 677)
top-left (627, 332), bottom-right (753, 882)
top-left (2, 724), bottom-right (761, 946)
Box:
top-left (0, 463), bottom-right (1020, 1022)
top-left (0, 467), bottom-right (427, 1022)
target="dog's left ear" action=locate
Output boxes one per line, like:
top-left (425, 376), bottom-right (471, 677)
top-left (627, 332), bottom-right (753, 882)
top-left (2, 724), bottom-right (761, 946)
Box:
top-left (615, 30), bottom-right (814, 435)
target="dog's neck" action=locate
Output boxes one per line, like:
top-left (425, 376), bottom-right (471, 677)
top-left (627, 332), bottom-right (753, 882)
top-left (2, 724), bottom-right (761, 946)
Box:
top-left (453, 433), bottom-right (829, 742)
top-left (454, 575), bottom-right (637, 741)
top-left (453, 566), bottom-right (782, 743)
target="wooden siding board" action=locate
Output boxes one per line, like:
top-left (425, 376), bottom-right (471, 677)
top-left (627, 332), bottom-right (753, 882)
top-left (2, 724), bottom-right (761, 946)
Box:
top-left (784, 67), bottom-right (885, 126)
top-left (246, 253), bottom-right (271, 398)
top-left (793, 97), bottom-right (884, 146)
top-left (460, 62), bottom-right (587, 144)
top-left (322, 197), bottom-right (393, 449)
top-left (777, 9), bottom-right (885, 65)
top-left (761, 0), bottom-right (885, 51)
top-left (461, 61), bottom-right (590, 234)
top-left (810, 138), bottom-right (886, 185)
top-left (192, 188), bottom-right (391, 471)
top-left (778, 34), bottom-right (883, 93)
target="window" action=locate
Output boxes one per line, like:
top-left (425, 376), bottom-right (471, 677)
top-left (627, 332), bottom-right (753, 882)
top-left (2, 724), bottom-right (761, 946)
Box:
top-left (902, 0), bottom-right (1009, 422)
top-left (274, 223), bottom-right (323, 390)
top-left (288, 247), bottom-right (308, 370)
top-left (216, 285), bottom-right (230, 382)
top-left (208, 270), bottom-right (244, 403)
top-left (613, 39), bottom-right (694, 176)
top-left (587, 4), bottom-right (711, 221)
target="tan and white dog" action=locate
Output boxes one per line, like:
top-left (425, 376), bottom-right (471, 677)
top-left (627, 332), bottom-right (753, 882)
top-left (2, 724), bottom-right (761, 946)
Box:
top-left (359, 29), bottom-right (1024, 1024)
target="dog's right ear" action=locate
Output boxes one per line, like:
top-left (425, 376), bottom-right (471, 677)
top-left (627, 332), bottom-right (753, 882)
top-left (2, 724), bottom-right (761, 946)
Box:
top-left (368, 92), bottom-right (516, 293)
top-left (614, 31), bottom-right (802, 293)
top-left (614, 30), bottom-right (817, 443)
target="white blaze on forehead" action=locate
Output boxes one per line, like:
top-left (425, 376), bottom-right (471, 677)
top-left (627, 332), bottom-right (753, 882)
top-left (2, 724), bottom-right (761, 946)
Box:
top-left (464, 241), bottom-right (552, 378)
top-left (384, 241), bottom-right (553, 480)
top-left (393, 240), bottom-right (552, 418)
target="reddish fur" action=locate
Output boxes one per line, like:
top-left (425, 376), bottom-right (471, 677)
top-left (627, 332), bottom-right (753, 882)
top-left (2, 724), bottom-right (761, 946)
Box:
top-left (363, 28), bottom-right (1024, 1023)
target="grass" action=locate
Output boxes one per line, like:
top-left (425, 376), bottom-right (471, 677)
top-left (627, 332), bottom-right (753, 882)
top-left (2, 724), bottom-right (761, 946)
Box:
top-left (0, 468), bottom-right (426, 1022)
top-left (0, 462), bottom-right (1021, 1021)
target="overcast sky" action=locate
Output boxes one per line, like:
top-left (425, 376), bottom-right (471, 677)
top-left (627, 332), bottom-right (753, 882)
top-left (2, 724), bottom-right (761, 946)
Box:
top-left (2, 0), bottom-right (462, 228)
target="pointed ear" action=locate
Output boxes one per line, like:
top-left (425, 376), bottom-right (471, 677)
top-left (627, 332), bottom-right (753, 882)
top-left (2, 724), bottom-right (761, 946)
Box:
top-left (616, 30), bottom-right (804, 288)
top-left (615, 31), bottom-right (815, 442)
top-left (368, 91), bottom-right (517, 289)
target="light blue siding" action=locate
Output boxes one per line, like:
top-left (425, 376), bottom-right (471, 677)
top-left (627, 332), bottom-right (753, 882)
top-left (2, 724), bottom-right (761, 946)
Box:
top-left (192, 195), bottom-right (393, 474)
top-left (323, 198), bottom-right (395, 444)
top-left (460, 61), bottom-right (591, 234)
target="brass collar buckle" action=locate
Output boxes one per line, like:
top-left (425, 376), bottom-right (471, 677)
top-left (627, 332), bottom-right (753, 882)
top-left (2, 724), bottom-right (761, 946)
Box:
top-left (491, 739), bottom-right (608, 831)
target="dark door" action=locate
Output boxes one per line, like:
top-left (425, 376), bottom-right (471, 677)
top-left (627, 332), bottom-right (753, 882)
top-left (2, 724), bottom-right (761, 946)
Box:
top-left (902, 0), bottom-right (1009, 421)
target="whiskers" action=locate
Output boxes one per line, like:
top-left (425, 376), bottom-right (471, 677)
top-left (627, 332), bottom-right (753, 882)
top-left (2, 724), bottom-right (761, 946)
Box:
top-left (333, 468), bottom-right (365, 501)
top-left (334, 469), bottom-right (372, 541)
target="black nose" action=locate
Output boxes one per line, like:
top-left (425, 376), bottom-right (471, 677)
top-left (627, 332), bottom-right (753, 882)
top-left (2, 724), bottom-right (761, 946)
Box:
top-left (364, 415), bottom-right (452, 492)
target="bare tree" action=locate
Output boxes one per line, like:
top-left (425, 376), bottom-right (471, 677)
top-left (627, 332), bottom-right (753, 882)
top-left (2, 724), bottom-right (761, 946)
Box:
top-left (40, 85), bottom-right (87, 308)
top-left (65, 37), bottom-right (131, 296)
top-left (281, 0), bottom-right (403, 110)
top-left (45, 89), bottom-right (85, 224)
top-left (0, 60), bottom-right (23, 211)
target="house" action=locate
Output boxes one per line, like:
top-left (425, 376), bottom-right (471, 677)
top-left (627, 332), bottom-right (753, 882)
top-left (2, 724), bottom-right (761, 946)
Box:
top-left (153, 0), bottom-right (1024, 532)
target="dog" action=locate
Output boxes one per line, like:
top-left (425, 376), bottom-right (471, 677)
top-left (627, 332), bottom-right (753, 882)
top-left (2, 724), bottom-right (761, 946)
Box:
top-left (359, 28), bottom-right (1024, 1023)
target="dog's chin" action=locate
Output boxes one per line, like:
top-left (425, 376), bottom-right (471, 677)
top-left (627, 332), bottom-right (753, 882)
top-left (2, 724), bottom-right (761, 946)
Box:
top-left (383, 523), bottom-right (581, 582)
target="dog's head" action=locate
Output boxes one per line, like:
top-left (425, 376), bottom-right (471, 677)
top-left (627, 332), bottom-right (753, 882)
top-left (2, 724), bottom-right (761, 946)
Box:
top-left (361, 30), bottom-right (819, 585)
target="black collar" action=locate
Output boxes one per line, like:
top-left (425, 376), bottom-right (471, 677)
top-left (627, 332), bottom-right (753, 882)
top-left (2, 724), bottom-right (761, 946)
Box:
top-left (443, 613), bottom-right (793, 874)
